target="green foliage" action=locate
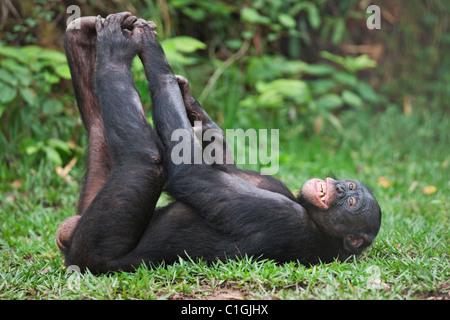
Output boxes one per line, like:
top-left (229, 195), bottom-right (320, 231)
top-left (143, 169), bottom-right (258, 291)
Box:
top-left (161, 36), bottom-right (207, 65)
top-left (0, 45), bottom-right (74, 169)
top-left (240, 53), bottom-right (381, 134)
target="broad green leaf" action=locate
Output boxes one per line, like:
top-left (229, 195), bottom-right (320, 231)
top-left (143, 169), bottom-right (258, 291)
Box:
top-left (316, 93), bottom-right (343, 110)
top-left (20, 88), bottom-right (37, 106)
top-left (43, 99), bottom-right (64, 115)
top-left (331, 19), bottom-right (346, 45)
top-left (54, 65), bottom-right (71, 79)
top-left (278, 14), bottom-right (296, 29)
top-left (19, 138), bottom-right (42, 155)
top-left (47, 138), bottom-right (71, 154)
top-left (0, 83), bottom-right (17, 104)
top-left (44, 146), bottom-right (63, 166)
top-left (162, 36), bottom-right (206, 53)
top-left (342, 90), bottom-right (363, 108)
top-left (356, 81), bottom-right (380, 103)
top-left (0, 46), bottom-right (29, 64)
top-left (307, 5), bottom-right (321, 29)
top-left (333, 71), bottom-right (358, 87)
top-left (241, 7), bottom-right (271, 25)
top-left (36, 49), bottom-right (67, 63)
top-left (0, 69), bottom-right (18, 86)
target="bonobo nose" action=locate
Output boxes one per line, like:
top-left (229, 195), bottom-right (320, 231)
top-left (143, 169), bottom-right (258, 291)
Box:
top-left (336, 185), bottom-right (344, 195)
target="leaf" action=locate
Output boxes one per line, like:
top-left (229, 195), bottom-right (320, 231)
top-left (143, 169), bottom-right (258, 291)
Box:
top-left (423, 185), bottom-right (437, 195)
top-left (331, 19), bottom-right (346, 45)
top-left (161, 37), bottom-right (206, 65)
top-left (316, 94), bottom-right (343, 111)
top-left (0, 83), bottom-right (17, 104)
top-left (56, 157), bottom-right (77, 181)
top-left (342, 90), bottom-right (363, 108)
top-left (326, 113), bottom-right (344, 133)
top-left (278, 14), bottom-right (296, 29)
top-left (377, 176), bottom-right (394, 188)
top-left (356, 82), bottom-right (380, 103)
top-left (35, 48), bottom-right (67, 63)
top-left (47, 138), bottom-right (71, 154)
top-left (256, 79), bottom-right (310, 105)
top-left (241, 7), bottom-right (271, 25)
top-left (162, 36), bottom-right (206, 53)
top-left (0, 46), bottom-right (29, 64)
top-left (44, 146), bottom-right (63, 166)
top-left (0, 69), bottom-right (18, 86)
top-left (19, 138), bottom-right (42, 155)
top-left (42, 99), bottom-right (64, 115)
top-left (321, 52), bottom-right (376, 73)
top-left (20, 88), bottom-right (37, 106)
top-left (306, 5), bottom-right (321, 29)
top-left (352, 54), bottom-right (377, 70)
top-left (55, 65), bottom-right (71, 79)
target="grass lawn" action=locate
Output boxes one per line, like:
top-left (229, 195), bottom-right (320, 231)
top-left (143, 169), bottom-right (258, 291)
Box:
top-left (0, 106), bottom-right (448, 300)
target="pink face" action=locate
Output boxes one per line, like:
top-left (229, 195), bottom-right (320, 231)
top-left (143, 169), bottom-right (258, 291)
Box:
top-left (300, 178), bottom-right (337, 210)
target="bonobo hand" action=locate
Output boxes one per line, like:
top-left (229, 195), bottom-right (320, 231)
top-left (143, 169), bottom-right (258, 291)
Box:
top-left (95, 12), bottom-right (143, 68)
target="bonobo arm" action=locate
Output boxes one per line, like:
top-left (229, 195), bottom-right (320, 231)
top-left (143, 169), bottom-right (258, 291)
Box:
top-left (175, 76), bottom-right (297, 201)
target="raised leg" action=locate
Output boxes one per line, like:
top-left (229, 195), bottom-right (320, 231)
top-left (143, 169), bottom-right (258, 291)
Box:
top-left (62, 13), bottom-right (164, 272)
top-left (58, 14), bottom-right (138, 251)
top-left (135, 21), bottom-right (200, 178)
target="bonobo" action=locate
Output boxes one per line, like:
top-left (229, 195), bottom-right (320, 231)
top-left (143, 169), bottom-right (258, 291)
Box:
top-left (56, 12), bottom-right (381, 273)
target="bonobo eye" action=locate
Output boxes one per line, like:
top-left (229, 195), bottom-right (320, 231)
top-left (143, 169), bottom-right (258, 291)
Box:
top-left (348, 182), bottom-right (355, 190)
top-left (347, 196), bottom-right (356, 207)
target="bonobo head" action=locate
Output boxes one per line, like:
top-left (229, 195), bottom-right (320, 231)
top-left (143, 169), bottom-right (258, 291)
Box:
top-left (298, 178), bottom-right (381, 256)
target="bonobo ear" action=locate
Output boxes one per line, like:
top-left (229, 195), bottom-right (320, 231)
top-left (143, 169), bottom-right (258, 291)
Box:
top-left (343, 234), bottom-right (366, 253)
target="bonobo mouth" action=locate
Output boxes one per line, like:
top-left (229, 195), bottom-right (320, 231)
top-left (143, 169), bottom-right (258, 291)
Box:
top-left (316, 179), bottom-right (328, 206)
top-left (314, 179), bottom-right (329, 209)
top-left (300, 177), bottom-right (336, 210)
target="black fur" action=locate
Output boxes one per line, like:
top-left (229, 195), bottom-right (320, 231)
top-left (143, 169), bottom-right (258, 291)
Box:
top-left (59, 13), bottom-right (381, 273)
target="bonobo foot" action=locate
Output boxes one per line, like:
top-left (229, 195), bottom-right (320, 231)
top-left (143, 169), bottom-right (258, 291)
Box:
top-left (56, 215), bottom-right (80, 251)
top-left (94, 12), bottom-right (145, 67)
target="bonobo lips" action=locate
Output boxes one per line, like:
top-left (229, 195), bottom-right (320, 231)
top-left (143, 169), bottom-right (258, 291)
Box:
top-left (315, 178), bottom-right (330, 209)
top-left (301, 177), bottom-right (335, 210)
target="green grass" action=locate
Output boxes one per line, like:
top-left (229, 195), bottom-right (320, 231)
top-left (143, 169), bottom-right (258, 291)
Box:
top-left (0, 106), bottom-right (449, 300)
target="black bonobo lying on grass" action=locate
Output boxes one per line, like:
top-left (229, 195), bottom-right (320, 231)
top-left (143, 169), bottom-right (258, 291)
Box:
top-left (56, 12), bottom-right (382, 273)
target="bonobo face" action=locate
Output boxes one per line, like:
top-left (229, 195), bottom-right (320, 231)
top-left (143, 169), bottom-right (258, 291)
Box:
top-left (298, 178), bottom-right (382, 254)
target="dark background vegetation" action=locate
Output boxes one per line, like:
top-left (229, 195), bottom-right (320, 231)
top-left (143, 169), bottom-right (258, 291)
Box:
top-left (0, 0), bottom-right (448, 170)
top-left (0, 0), bottom-right (448, 299)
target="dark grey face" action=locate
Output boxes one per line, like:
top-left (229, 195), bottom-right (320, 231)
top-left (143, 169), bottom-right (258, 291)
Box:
top-left (298, 178), bottom-right (382, 253)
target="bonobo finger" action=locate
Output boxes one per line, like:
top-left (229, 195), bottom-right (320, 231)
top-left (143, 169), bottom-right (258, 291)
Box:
top-left (115, 12), bottom-right (132, 25)
top-left (133, 18), bottom-right (147, 28)
top-left (122, 15), bottom-right (137, 30)
top-left (122, 28), bottom-right (132, 38)
top-left (95, 15), bottom-right (103, 33)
